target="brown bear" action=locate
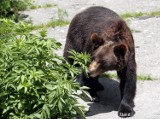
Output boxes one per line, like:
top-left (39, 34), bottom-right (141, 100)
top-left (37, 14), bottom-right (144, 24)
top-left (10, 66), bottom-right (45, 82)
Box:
top-left (63, 6), bottom-right (137, 118)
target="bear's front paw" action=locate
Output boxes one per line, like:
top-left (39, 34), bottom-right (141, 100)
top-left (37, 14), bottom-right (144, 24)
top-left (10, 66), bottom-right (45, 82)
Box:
top-left (118, 102), bottom-right (135, 118)
top-left (88, 89), bottom-right (100, 102)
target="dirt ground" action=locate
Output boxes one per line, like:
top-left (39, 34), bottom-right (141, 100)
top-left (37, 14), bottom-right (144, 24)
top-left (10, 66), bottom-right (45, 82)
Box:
top-left (22, 0), bottom-right (160, 118)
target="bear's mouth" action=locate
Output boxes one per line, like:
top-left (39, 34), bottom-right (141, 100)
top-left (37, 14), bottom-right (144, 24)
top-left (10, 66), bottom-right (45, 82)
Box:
top-left (89, 61), bottom-right (102, 77)
top-left (89, 72), bottom-right (101, 77)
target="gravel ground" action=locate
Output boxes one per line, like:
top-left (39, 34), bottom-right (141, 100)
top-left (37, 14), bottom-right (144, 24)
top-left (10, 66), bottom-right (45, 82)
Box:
top-left (22, 0), bottom-right (160, 118)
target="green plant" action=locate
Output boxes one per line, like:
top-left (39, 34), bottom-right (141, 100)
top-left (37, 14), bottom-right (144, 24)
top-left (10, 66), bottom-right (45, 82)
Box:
top-left (131, 29), bottom-right (141, 33)
top-left (101, 72), bottom-right (154, 81)
top-left (0, 19), bottom-right (91, 119)
top-left (0, 0), bottom-right (33, 20)
top-left (137, 74), bottom-right (153, 80)
top-left (0, 19), bottom-right (32, 39)
top-left (101, 72), bottom-right (118, 79)
top-left (30, 4), bottom-right (57, 10)
top-left (29, 7), bottom-right (70, 30)
top-left (68, 50), bottom-right (91, 76)
top-left (57, 8), bottom-right (68, 21)
top-left (121, 12), bottom-right (144, 19)
top-left (45, 7), bottom-right (69, 28)
top-left (47, 19), bottom-right (70, 27)
top-left (31, 19), bottom-right (70, 30)
top-left (121, 11), bottom-right (160, 19)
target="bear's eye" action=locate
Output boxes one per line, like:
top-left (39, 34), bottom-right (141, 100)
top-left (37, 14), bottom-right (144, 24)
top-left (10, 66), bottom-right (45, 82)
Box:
top-left (101, 60), bottom-right (106, 65)
top-left (92, 56), bottom-right (96, 60)
top-left (93, 45), bottom-right (99, 50)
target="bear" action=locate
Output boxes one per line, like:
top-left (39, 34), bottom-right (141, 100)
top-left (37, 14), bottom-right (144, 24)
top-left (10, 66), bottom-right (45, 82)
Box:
top-left (63, 6), bottom-right (137, 118)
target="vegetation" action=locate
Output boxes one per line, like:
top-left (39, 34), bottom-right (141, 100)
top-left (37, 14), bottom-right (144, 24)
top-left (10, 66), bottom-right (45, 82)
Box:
top-left (101, 72), bottom-right (118, 79)
top-left (0, 18), bottom-right (91, 119)
top-left (0, 0), bottom-right (33, 21)
top-left (121, 11), bottom-right (160, 33)
top-left (121, 11), bottom-right (160, 19)
top-left (0, 1), bottom-right (89, 118)
top-left (102, 72), bottom-right (154, 80)
top-left (137, 74), bottom-right (153, 80)
top-left (131, 29), bottom-right (141, 33)
top-left (30, 4), bottom-right (57, 9)
top-left (31, 7), bottom-right (70, 30)
top-left (25, 19), bottom-right (70, 31)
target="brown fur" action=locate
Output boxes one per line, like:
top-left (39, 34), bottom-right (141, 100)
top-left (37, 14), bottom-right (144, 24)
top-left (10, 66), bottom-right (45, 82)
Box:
top-left (63, 6), bottom-right (137, 118)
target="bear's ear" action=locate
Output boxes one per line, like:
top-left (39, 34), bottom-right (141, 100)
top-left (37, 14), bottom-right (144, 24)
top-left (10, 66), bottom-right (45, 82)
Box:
top-left (90, 33), bottom-right (104, 46)
top-left (114, 44), bottom-right (127, 59)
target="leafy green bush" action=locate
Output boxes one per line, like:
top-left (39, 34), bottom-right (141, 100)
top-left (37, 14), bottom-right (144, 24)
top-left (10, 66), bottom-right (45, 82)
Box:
top-left (0, 0), bottom-right (33, 20)
top-left (0, 19), bottom-right (91, 119)
top-left (0, 19), bottom-right (32, 39)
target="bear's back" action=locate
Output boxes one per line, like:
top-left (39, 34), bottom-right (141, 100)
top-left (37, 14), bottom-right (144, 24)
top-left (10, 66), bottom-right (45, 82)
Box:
top-left (65, 6), bottom-right (123, 52)
top-left (77, 6), bottom-right (120, 22)
top-left (69, 6), bottom-right (121, 34)
top-left (64, 6), bottom-right (133, 63)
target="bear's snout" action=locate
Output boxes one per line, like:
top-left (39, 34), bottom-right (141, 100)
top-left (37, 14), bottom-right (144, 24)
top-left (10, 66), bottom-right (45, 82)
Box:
top-left (89, 61), bottom-right (101, 77)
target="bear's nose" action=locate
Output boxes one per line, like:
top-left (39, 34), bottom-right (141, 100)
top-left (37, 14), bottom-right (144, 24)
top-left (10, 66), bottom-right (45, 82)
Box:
top-left (89, 61), bottom-right (99, 74)
top-left (88, 67), bottom-right (100, 77)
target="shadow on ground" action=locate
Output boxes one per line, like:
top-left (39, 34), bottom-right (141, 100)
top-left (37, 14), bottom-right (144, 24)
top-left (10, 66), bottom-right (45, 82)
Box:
top-left (86, 77), bottom-right (121, 116)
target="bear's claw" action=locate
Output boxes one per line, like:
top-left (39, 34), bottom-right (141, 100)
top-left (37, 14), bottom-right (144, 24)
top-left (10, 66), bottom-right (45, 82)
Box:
top-left (118, 102), bottom-right (135, 118)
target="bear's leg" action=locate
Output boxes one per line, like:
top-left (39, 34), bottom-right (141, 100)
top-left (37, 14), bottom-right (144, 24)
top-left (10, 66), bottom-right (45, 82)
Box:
top-left (117, 71), bottom-right (126, 99)
top-left (117, 60), bottom-right (136, 118)
top-left (81, 73), bottom-right (104, 102)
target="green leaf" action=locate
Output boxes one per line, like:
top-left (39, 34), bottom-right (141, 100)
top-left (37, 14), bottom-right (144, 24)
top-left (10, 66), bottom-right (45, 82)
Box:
top-left (17, 84), bottom-right (23, 91)
top-left (0, 92), bottom-right (8, 97)
top-left (41, 110), bottom-right (47, 119)
top-left (74, 104), bottom-right (86, 119)
top-left (39, 30), bottom-right (47, 38)
top-left (18, 102), bottom-right (22, 110)
top-left (21, 75), bottom-right (25, 83)
top-left (45, 84), bottom-right (56, 90)
top-left (43, 104), bottom-right (50, 118)
top-left (24, 87), bottom-right (28, 93)
top-left (34, 113), bottom-right (41, 118)
top-left (58, 100), bottom-right (62, 113)
top-left (80, 86), bottom-right (90, 90)
top-left (81, 89), bottom-right (92, 101)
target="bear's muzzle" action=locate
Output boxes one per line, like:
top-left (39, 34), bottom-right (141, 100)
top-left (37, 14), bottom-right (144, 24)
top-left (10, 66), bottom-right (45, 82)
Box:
top-left (89, 61), bottom-right (101, 77)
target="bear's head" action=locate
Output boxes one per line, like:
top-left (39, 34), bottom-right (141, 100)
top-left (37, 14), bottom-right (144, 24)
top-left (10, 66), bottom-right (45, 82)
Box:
top-left (89, 33), bottom-right (127, 77)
